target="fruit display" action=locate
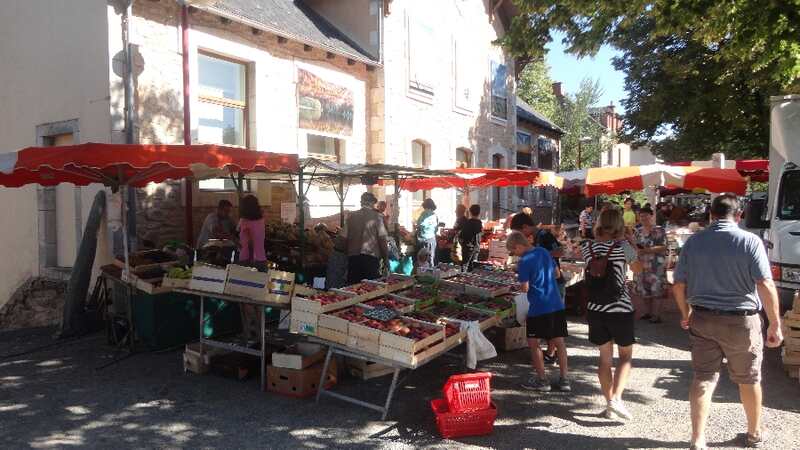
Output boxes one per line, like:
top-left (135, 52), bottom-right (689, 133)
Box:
top-left (363, 307), bottom-right (399, 322)
top-left (309, 291), bottom-right (353, 306)
top-left (404, 310), bottom-right (439, 323)
top-left (450, 309), bottom-right (494, 323)
top-left (363, 297), bottom-right (413, 312)
top-left (424, 303), bottom-right (465, 319)
top-left (167, 266), bottom-right (192, 279)
top-left (478, 297), bottom-right (514, 312)
top-left (447, 274), bottom-right (507, 290)
top-left (451, 293), bottom-right (484, 306)
top-left (395, 285), bottom-right (439, 303)
top-left (470, 268), bottom-right (518, 285)
top-left (443, 322), bottom-right (461, 337)
top-left (332, 306), bottom-right (370, 322)
top-left (342, 282), bottom-right (383, 295)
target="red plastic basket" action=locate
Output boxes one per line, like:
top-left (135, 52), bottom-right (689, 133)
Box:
top-left (443, 372), bottom-right (492, 413)
top-left (430, 398), bottom-right (496, 439)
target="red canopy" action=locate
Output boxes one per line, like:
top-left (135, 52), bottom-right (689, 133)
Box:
top-left (0, 143), bottom-right (298, 188)
top-left (667, 159), bottom-right (768, 182)
top-left (398, 168), bottom-right (561, 192)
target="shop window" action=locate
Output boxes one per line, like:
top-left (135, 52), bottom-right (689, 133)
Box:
top-left (197, 52), bottom-right (248, 191)
top-left (307, 134), bottom-right (344, 163)
top-left (516, 152), bottom-right (532, 168)
top-left (490, 60), bottom-right (508, 120)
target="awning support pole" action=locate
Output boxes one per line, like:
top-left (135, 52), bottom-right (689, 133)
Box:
top-left (392, 174), bottom-right (400, 247)
top-left (339, 175), bottom-right (345, 229)
top-left (297, 170), bottom-right (305, 275)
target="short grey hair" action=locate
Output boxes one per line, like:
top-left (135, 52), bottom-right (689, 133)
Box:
top-left (506, 230), bottom-right (529, 251)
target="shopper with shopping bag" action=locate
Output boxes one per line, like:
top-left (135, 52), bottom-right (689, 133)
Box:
top-left (506, 231), bottom-right (571, 392)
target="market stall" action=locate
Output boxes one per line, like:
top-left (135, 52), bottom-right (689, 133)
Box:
top-left (286, 271), bottom-right (520, 419)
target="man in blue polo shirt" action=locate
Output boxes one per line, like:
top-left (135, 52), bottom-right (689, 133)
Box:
top-left (507, 231), bottom-right (570, 392)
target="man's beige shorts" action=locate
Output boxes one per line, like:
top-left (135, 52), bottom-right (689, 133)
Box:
top-left (689, 310), bottom-right (763, 385)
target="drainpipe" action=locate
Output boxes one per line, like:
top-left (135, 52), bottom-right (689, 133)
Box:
top-left (123, 1), bottom-right (137, 250)
top-left (181, 3), bottom-right (194, 246)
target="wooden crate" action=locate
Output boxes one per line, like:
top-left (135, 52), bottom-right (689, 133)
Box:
top-left (382, 275), bottom-right (415, 293)
top-left (349, 321), bottom-right (384, 342)
top-left (162, 276), bottom-right (190, 289)
top-left (345, 358), bottom-right (395, 380)
top-left (266, 269), bottom-right (295, 304)
top-left (189, 263), bottom-right (228, 294)
top-left (379, 318), bottom-right (445, 354)
top-left (782, 349), bottom-right (800, 366)
top-left (347, 334), bottom-right (380, 354)
top-left (293, 284), bottom-right (318, 297)
top-left (360, 295), bottom-right (416, 314)
top-left (224, 264), bottom-right (268, 300)
top-left (132, 276), bottom-right (172, 295)
top-left (290, 310), bottom-right (319, 336)
top-left (317, 326), bottom-right (348, 345)
top-left (333, 281), bottom-right (388, 302)
top-left (439, 319), bottom-right (467, 348)
top-left (379, 339), bottom-right (446, 367)
top-left (291, 292), bottom-right (363, 314)
top-left (318, 305), bottom-right (372, 334)
top-left (784, 336), bottom-right (800, 350)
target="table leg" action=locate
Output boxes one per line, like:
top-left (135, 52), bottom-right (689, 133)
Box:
top-left (315, 346), bottom-right (334, 403)
top-left (260, 306), bottom-right (267, 392)
top-left (199, 296), bottom-right (204, 357)
top-left (381, 368), bottom-right (401, 421)
top-left (126, 284), bottom-right (134, 352)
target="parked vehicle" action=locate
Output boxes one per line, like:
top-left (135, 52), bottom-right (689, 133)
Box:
top-left (746, 95), bottom-right (800, 311)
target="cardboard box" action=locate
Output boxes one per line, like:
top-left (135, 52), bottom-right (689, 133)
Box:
top-left (345, 358), bottom-right (394, 380)
top-left (182, 343), bottom-right (227, 375)
top-left (272, 343), bottom-right (325, 370)
top-left (266, 269), bottom-right (295, 304)
top-left (267, 359), bottom-right (337, 398)
top-left (290, 310), bottom-right (319, 336)
top-left (224, 264), bottom-right (268, 300)
top-left (486, 325), bottom-right (528, 351)
top-left (189, 263), bottom-right (228, 294)
top-left (211, 352), bottom-right (261, 380)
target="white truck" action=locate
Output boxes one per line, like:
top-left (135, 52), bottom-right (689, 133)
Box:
top-left (752, 95), bottom-right (800, 311)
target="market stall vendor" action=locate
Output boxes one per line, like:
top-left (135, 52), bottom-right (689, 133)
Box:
top-left (342, 192), bottom-right (389, 283)
top-left (238, 195), bottom-right (267, 271)
top-left (197, 199), bottom-right (237, 248)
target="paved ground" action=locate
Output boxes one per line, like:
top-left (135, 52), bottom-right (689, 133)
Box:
top-left (1, 313), bottom-right (798, 449)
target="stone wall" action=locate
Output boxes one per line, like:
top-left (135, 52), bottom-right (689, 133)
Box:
top-left (130, 0), bottom-right (372, 247)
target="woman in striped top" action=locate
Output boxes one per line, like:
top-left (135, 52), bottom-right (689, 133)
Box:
top-left (581, 208), bottom-right (642, 421)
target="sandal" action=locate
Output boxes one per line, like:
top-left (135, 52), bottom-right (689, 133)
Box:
top-left (743, 432), bottom-right (763, 448)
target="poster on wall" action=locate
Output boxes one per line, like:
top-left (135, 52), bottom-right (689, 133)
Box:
top-left (297, 68), bottom-right (354, 136)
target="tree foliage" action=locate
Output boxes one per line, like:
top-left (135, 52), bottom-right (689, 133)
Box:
top-left (502, 0), bottom-right (800, 161)
top-left (517, 60), bottom-right (557, 121)
top-left (554, 78), bottom-right (609, 171)
top-left (517, 63), bottom-right (610, 171)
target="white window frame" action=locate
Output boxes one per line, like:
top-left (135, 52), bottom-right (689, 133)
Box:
top-left (406, 12), bottom-right (435, 104)
top-left (196, 50), bottom-right (250, 192)
top-left (489, 59), bottom-right (509, 124)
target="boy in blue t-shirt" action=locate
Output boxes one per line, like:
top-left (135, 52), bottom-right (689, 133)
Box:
top-left (507, 231), bottom-right (571, 392)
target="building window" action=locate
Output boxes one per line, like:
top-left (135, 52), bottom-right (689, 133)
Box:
top-left (197, 53), bottom-right (247, 146)
top-left (490, 60), bottom-right (508, 120)
top-left (538, 138), bottom-right (554, 170)
top-left (516, 152), bottom-right (532, 168)
top-left (455, 147), bottom-right (472, 168)
top-left (307, 134), bottom-right (344, 163)
top-left (408, 16), bottom-right (435, 96)
top-left (411, 140), bottom-right (430, 204)
top-left (516, 131), bottom-right (532, 148)
top-left (453, 40), bottom-right (473, 112)
top-left (197, 52), bottom-right (248, 191)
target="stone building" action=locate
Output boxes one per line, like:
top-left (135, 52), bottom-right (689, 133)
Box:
top-left (515, 96), bottom-right (563, 222)
top-left (0, 0), bottom-right (520, 308)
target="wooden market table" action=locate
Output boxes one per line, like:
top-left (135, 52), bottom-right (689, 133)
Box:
top-left (175, 288), bottom-right (290, 392)
top-left (308, 334), bottom-right (468, 420)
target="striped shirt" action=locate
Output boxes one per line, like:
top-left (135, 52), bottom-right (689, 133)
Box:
top-left (581, 240), bottom-right (637, 313)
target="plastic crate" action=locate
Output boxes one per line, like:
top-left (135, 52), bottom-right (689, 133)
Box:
top-left (430, 398), bottom-right (496, 439)
top-left (444, 372), bottom-right (492, 413)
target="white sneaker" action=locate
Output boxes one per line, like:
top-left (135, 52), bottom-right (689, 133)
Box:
top-left (608, 399), bottom-right (633, 420)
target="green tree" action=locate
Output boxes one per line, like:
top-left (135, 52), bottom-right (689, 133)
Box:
top-left (556, 78), bottom-right (609, 171)
top-left (517, 60), bottom-right (557, 120)
top-left (501, 0), bottom-right (800, 161)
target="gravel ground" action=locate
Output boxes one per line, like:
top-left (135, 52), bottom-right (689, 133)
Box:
top-left (1, 313), bottom-right (798, 450)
